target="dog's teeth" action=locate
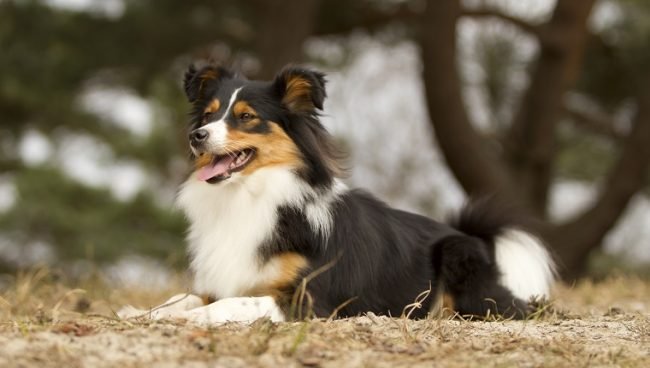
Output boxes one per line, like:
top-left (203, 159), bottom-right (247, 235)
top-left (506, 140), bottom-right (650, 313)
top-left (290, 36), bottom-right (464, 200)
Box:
top-left (234, 152), bottom-right (246, 164)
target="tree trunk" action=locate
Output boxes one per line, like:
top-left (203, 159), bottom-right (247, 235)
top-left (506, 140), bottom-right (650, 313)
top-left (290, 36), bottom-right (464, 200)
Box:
top-left (547, 77), bottom-right (650, 279)
top-left (251, 0), bottom-right (320, 79)
top-left (416, 0), bottom-right (650, 279)
top-left (505, 0), bottom-right (596, 217)
top-left (417, 0), bottom-right (519, 201)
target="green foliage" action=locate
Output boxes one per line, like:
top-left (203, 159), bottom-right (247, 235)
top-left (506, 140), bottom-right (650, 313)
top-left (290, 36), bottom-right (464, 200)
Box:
top-left (577, 0), bottom-right (650, 109)
top-left (555, 124), bottom-right (617, 182)
top-left (0, 0), bottom-right (255, 268)
top-left (474, 32), bottom-right (521, 130)
top-left (587, 250), bottom-right (650, 280)
top-left (0, 166), bottom-right (187, 266)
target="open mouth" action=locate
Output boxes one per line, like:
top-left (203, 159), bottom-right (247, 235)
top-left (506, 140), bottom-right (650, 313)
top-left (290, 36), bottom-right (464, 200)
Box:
top-left (196, 148), bottom-right (256, 183)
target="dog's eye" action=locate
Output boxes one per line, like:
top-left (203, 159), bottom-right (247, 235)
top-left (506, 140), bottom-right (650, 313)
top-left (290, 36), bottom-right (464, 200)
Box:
top-left (239, 112), bottom-right (254, 121)
top-left (202, 112), bottom-right (211, 122)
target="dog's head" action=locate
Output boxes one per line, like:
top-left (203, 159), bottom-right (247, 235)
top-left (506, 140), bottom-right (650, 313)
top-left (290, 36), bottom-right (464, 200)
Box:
top-left (183, 64), bottom-right (339, 187)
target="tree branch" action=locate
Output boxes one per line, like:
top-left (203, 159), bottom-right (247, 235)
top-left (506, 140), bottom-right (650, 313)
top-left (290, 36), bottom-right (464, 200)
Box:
top-left (417, 0), bottom-right (517, 199)
top-left (563, 103), bottom-right (624, 140)
top-left (312, 1), bottom-right (420, 36)
top-left (460, 8), bottom-right (542, 39)
top-left (0, 158), bottom-right (23, 174)
top-left (549, 79), bottom-right (650, 275)
top-left (250, 0), bottom-right (321, 79)
top-left (504, 0), bottom-right (596, 216)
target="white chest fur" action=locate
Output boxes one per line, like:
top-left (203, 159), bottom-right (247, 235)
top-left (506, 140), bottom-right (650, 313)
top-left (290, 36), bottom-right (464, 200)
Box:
top-left (177, 167), bottom-right (339, 298)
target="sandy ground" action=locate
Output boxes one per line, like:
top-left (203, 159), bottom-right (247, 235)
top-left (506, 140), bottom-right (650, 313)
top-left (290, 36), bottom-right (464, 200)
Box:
top-left (0, 272), bottom-right (648, 367)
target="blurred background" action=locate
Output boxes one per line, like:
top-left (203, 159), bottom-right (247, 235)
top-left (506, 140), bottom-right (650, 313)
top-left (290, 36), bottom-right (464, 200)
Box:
top-left (0, 0), bottom-right (648, 286)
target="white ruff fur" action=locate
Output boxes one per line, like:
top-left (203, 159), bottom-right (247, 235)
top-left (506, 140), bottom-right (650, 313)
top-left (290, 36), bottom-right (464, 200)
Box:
top-left (494, 229), bottom-right (557, 301)
top-left (119, 167), bottom-right (344, 325)
top-left (177, 166), bottom-right (345, 299)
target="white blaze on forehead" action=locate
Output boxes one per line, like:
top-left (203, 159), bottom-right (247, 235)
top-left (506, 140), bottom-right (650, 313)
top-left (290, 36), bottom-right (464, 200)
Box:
top-left (219, 87), bottom-right (243, 122)
top-left (195, 87), bottom-right (243, 153)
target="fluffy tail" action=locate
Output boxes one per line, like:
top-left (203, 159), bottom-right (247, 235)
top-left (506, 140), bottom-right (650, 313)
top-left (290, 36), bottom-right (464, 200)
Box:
top-left (449, 199), bottom-right (557, 302)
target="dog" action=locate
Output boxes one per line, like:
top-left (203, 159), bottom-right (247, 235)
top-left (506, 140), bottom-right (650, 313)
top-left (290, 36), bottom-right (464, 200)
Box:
top-left (118, 64), bottom-right (556, 324)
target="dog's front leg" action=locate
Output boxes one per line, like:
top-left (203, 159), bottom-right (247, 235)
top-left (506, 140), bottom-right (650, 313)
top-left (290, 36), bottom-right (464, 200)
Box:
top-left (178, 296), bottom-right (285, 324)
top-left (117, 293), bottom-right (206, 320)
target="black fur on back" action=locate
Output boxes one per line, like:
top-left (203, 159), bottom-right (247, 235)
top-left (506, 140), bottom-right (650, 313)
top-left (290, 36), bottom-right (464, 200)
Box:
top-left (267, 192), bottom-right (533, 319)
top-left (284, 189), bottom-right (461, 319)
top-left (447, 196), bottom-right (528, 244)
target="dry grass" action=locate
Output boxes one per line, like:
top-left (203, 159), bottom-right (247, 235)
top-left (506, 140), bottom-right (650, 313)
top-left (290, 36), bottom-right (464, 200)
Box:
top-left (0, 268), bottom-right (648, 368)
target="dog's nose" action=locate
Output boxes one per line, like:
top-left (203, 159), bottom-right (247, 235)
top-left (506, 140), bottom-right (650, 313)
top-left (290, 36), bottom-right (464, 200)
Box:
top-left (190, 129), bottom-right (209, 146)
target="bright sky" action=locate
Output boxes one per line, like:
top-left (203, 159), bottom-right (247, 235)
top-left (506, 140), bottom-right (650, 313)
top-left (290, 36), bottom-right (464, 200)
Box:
top-left (44, 0), bottom-right (124, 17)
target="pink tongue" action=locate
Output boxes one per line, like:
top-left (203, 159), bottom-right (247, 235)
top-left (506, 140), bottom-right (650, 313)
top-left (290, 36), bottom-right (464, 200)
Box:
top-left (197, 155), bottom-right (235, 181)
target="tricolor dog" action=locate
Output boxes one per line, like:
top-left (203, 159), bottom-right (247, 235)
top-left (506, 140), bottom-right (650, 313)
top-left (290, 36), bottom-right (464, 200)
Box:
top-left (118, 65), bottom-right (556, 324)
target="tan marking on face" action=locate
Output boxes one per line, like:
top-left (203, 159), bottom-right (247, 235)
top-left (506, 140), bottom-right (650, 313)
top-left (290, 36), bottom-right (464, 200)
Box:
top-left (232, 101), bottom-right (261, 128)
top-left (200, 69), bottom-right (219, 81)
top-left (226, 122), bottom-right (303, 174)
top-left (283, 76), bottom-right (313, 112)
top-left (197, 70), bottom-right (220, 99)
top-left (203, 99), bottom-right (221, 115)
top-left (233, 101), bottom-right (257, 117)
top-left (247, 252), bottom-right (308, 298)
top-left (193, 153), bottom-right (213, 170)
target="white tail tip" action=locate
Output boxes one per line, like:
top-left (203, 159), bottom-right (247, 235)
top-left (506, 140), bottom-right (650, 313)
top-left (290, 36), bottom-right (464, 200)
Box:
top-left (494, 229), bottom-right (557, 301)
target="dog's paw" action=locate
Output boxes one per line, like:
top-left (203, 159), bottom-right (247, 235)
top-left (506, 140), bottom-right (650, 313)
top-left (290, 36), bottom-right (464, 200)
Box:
top-left (116, 294), bottom-right (205, 321)
top-left (178, 296), bottom-right (285, 325)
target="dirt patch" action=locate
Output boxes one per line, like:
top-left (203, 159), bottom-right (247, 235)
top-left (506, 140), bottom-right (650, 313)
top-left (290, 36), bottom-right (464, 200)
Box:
top-left (0, 271), bottom-right (648, 367)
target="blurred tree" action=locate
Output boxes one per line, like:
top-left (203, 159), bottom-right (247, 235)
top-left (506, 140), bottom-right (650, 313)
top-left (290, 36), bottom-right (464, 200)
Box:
top-left (0, 0), bottom-right (315, 270)
top-left (1, 0), bottom-right (649, 279)
top-left (0, 167), bottom-right (187, 265)
top-left (417, 0), bottom-right (650, 278)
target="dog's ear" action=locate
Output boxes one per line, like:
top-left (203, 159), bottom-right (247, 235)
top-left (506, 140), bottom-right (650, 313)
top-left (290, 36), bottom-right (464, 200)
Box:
top-left (273, 66), bottom-right (327, 114)
top-left (183, 65), bottom-right (234, 103)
